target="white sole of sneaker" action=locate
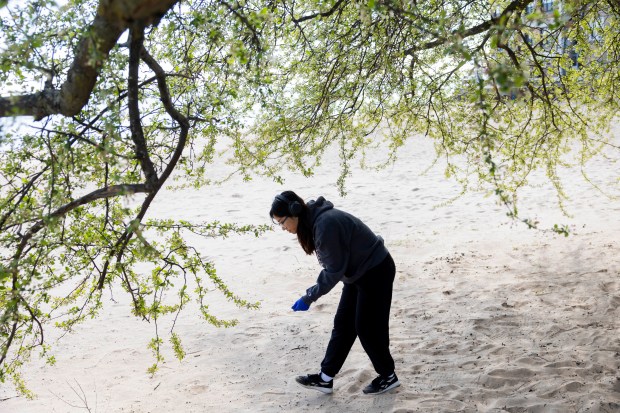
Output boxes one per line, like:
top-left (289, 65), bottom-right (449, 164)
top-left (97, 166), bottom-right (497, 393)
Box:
top-left (295, 381), bottom-right (333, 394)
top-left (363, 380), bottom-right (401, 395)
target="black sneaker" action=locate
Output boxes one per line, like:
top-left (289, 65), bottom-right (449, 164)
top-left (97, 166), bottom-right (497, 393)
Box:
top-left (362, 373), bottom-right (401, 395)
top-left (295, 373), bottom-right (333, 394)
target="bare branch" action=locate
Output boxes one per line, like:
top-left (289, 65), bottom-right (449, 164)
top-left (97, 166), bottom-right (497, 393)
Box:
top-left (140, 46), bottom-right (190, 186)
top-left (128, 24), bottom-right (159, 189)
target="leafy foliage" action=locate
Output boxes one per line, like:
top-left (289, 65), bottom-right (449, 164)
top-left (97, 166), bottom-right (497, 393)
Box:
top-left (238, 0), bottom-right (619, 219)
top-left (0, 0), bottom-right (269, 393)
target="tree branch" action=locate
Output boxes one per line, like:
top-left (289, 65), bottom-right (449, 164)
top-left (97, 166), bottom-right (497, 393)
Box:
top-left (291, 0), bottom-right (347, 24)
top-left (0, 320), bottom-right (18, 370)
top-left (140, 47), bottom-right (190, 186)
top-left (0, 168), bottom-right (49, 231)
top-left (405, 0), bottom-right (531, 55)
top-left (128, 24), bottom-right (159, 189)
top-left (97, 46), bottom-right (190, 291)
top-left (2, 182), bottom-right (150, 366)
top-left (14, 184), bottom-right (150, 262)
top-left (221, 1), bottom-right (262, 52)
top-left (0, 0), bottom-right (180, 120)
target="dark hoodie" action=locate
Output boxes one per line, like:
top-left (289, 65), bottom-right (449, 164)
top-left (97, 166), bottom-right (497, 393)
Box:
top-left (301, 197), bottom-right (389, 305)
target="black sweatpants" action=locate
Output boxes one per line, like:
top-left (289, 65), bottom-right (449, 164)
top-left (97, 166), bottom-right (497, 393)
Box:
top-left (320, 253), bottom-right (396, 378)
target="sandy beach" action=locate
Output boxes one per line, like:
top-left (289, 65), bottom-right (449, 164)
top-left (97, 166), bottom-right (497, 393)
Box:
top-left (1, 129), bottom-right (619, 413)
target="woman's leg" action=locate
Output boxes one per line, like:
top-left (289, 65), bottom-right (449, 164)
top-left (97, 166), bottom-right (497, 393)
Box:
top-left (319, 284), bottom-right (358, 377)
top-left (355, 254), bottom-right (396, 377)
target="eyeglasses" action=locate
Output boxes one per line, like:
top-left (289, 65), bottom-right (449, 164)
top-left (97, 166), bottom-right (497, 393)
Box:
top-left (272, 216), bottom-right (289, 227)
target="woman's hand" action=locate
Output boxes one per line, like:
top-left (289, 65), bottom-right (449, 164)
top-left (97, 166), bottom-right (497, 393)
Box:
top-left (291, 297), bottom-right (310, 311)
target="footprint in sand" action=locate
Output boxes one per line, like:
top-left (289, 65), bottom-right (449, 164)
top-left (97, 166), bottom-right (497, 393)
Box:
top-left (343, 370), bottom-right (373, 394)
top-left (187, 384), bottom-right (209, 394)
top-left (481, 367), bottom-right (537, 389)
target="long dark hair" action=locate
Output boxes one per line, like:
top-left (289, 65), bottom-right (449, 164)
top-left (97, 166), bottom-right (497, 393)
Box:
top-left (269, 191), bottom-right (315, 255)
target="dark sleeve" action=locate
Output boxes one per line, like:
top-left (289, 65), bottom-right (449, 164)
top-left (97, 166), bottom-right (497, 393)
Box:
top-left (301, 218), bottom-right (349, 303)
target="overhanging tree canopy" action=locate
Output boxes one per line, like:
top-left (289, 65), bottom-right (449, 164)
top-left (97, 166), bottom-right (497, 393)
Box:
top-left (1, 0), bottom-right (618, 394)
top-left (239, 0), bottom-right (619, 226)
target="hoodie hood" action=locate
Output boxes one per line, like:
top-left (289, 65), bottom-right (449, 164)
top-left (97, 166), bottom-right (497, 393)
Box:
top-left (307, 196), bottom-right (334, 223)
